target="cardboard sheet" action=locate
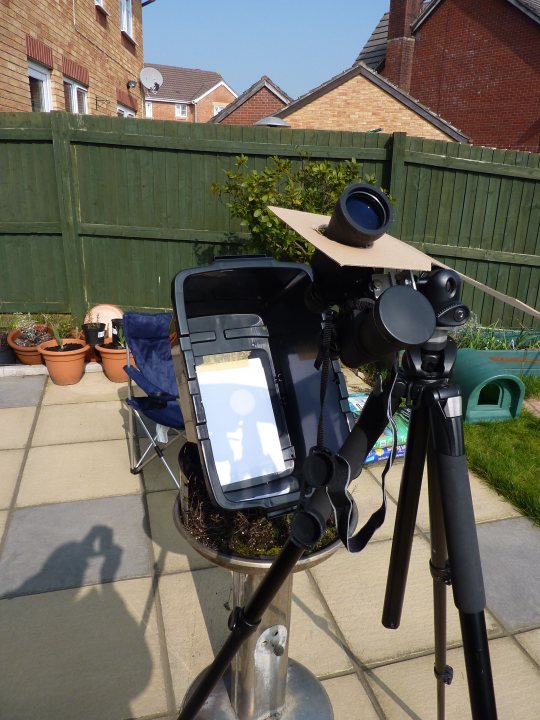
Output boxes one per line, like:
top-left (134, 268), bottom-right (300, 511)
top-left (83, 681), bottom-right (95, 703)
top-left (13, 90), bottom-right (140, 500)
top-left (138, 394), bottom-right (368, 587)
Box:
top-left (269, 205), bottom-right (433, 271)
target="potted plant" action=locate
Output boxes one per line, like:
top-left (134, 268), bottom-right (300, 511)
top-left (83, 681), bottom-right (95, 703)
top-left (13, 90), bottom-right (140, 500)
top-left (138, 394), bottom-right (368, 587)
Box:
top-left (7, 313), bottom-right (53, 365)
top-left (38, 324), bottom-right (89, 385)
top-left (82, 309), bottom-right (106, 362)
top-left (96, 325), bottom-right (130, 382)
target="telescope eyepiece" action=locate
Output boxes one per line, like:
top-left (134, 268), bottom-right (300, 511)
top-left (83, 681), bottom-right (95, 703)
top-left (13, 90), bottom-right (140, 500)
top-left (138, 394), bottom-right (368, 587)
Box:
top-left (326, 183), bottom-right (393, 248)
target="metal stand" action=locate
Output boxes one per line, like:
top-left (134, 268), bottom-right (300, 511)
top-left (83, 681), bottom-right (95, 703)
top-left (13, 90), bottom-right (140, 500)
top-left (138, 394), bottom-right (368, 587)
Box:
top-left (177, 334), bottom-right (498, 720)
top-left (183, 572), bottom-right (333, 720)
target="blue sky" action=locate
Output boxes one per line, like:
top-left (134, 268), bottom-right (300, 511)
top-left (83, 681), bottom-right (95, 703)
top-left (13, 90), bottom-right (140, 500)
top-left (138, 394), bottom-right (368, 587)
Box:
top-left (142, 1), bottom-right (390, 100)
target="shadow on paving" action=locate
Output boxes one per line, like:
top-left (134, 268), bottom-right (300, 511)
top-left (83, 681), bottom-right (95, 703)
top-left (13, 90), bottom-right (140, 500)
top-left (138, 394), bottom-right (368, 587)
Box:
top-left (0, 526), bottom-right (153, 720)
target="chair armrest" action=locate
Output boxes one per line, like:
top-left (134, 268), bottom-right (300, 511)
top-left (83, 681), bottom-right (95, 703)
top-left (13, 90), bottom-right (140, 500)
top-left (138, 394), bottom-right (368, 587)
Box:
top-left (124, 365), bottom-right (178, 402)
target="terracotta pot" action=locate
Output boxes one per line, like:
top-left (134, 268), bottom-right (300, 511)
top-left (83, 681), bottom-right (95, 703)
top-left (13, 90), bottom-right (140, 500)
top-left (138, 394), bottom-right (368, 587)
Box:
top-left (7, 325), bottom-right (52, 365)
top-left (38, 338), bottom-right (89, 385)
top-left (96, 343), bottom-right (130, 382)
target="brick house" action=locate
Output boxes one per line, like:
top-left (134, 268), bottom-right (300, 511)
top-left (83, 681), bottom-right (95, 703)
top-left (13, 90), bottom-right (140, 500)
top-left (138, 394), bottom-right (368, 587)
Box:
top-left (358, 0), bottom-right (540, 152)
top-left (273, 62), bottom-right (467, 142)
top-left (0, 0), bottom-right (146, 117)
top-left (143, 64), bottom-right (237, 123)
top-left (210, 76), bottom-right (291, 125)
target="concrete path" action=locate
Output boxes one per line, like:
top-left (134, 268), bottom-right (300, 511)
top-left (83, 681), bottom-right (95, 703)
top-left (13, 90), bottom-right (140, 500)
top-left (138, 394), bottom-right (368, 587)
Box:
top-left (0, 372), bottom-right (539, 719)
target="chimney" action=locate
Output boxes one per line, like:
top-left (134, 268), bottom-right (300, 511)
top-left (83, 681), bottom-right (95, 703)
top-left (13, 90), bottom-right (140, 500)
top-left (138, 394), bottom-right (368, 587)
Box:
top-left (384, 0), bottom-right (423, 92)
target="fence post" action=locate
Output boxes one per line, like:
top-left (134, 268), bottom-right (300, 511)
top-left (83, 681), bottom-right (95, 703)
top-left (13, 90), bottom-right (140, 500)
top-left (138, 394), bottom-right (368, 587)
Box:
top-left (388, 132), bottom-right (407, 239)
top-left (50, 111), bottom-right (86, 322)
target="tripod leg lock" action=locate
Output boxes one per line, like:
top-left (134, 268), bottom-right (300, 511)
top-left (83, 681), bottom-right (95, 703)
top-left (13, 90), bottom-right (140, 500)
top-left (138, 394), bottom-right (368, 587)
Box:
top-left (434, 664), bottom-right (454, 685)
top-left (430, 559), bottom-right (452, 586)
top-left (228, 606), bottom-right (261, 633)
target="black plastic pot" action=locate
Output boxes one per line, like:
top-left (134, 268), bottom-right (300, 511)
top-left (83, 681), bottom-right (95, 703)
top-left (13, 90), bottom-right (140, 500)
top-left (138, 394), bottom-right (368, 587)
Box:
top-left (111, 318), bottom-right (124, 348)
top-left (82, 322), bottom-right (106, 347)
top-left (0, 345), bottom-right (17, 365)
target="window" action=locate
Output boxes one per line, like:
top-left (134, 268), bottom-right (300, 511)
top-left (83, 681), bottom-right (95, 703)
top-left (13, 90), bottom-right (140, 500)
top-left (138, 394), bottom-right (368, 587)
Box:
top-left (117, 104), bottom-right (135, 117)
top-left (175, 103), bottom-right (187, 119)
top-left (63, 78), bottom-right (88, 114)
top-left (145, 101), bottom-right (153, 118)
top-left (95, 0), bottom-right (104, 6)
top-left (213, 103), bottom-right (227, 116)
top-left (120, 0), bottom-right (132, 36)
top-left (28, 61), bottom-right (51, 112)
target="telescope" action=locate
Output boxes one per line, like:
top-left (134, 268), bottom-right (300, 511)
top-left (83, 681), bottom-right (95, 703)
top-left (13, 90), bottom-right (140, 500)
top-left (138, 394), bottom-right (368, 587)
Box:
top-left (172, 182), bottom-right (496, 720)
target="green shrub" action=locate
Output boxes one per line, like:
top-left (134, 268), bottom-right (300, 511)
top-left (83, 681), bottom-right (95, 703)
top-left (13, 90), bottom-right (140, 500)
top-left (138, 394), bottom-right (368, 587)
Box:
top-left (212, 154), bottom-right (390, 263)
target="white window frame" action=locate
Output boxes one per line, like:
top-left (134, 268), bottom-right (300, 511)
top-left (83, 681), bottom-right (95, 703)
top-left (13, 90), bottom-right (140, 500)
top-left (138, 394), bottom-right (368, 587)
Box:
top-left (28, 61), bottom-right (52, 112)
top-left (175, 103), bottom-right (187, 119)
top-left (63, 77), bottom-right (88, 114)
top-left (120, 0), bottom-right (133, 37)
top-left (95, 0), bottom-right (104, 6)
top-left (117, 103), bottom-right (135, 117)
top-left (145, 100), bottom-right (153, 118)
top-left (213, 102), bottom-right (227, 116)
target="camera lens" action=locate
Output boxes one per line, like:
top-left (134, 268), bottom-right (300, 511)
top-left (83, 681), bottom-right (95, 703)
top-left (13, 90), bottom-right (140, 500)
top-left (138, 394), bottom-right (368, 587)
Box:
top-left (326, 183), bottom-right (393, 248)
top-left (345, 191), bottom-right (388, 231)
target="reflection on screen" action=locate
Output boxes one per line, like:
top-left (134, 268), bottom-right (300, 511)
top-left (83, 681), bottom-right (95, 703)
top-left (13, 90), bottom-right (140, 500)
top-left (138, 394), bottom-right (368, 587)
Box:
top-left (197, 354), bottom-right (286, 487)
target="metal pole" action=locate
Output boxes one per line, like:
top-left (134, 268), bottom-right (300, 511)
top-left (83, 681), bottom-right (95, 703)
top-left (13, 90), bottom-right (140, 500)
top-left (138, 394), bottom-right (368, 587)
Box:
top-left (231, 572), bottom-right (293, 719)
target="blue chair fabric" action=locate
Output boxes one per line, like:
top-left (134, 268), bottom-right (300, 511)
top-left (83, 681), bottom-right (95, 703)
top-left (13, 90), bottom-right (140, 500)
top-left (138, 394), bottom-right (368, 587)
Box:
top-left (123, 311), bottom-right (184, 431)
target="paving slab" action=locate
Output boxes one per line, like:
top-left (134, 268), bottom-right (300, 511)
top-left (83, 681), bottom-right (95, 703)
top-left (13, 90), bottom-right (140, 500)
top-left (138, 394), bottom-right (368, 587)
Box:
top-left (0, 510), bottom-right (7, 544)
top-left (369, 462), bottom-right (519, 533)
top-left (0, 406), bottom-right (36, 449)
top-left (290, 570), bottom-right (355, 677)
top-left (32, 401), bottom-right (128, 446)
top-left (0, 577), bottom-right (169, 720)
top-left (0, 375), bottom-right (46, 408)
top-left (146, 489), bottom-right (216, 574)
top-left (158, 568), bottom-right (232, 707)
top-left (16, 439), bottom-right (140, 507)
top-left (0, 495), bottom-right (152, 598)
top-left (369, 636), bottom-right (540, 719)
top-left (42, 373), bottom-right (130, 405)
top-left (309, 536), bottom-right (501, 666)
top-left (321, 674), bottom-right (380, 720)
top-left (0, 448), bottom-right (24, 509)
top-left (516, 628), bottom-right (540, 664)
top-left (477, 517), bottom-right (540, 631)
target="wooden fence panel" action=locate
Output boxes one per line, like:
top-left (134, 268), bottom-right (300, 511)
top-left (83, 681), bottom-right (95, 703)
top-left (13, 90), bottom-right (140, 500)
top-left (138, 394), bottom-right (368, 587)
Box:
top-left (0, 113), bottom-right (538, 329)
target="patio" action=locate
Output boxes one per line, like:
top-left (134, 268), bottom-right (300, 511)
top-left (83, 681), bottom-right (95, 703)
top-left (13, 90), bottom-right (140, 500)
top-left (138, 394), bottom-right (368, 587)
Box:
top-left (0, 369), bottom-right (539, 719)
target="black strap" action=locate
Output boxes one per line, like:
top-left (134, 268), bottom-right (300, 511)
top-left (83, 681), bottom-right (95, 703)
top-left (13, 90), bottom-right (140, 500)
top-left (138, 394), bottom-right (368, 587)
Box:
top-left (327, 358), bottom-right (400, 553)
top-left (314, 311), bottom-right (337, 450)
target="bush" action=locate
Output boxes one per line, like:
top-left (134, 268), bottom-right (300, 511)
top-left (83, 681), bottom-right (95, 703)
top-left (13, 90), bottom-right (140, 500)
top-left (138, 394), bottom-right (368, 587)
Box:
top-left (212, 154), bottom-right (389, 263)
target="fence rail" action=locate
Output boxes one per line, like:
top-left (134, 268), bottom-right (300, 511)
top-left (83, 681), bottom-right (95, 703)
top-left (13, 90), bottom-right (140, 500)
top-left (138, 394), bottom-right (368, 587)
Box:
top-left (0, 112), bottom-right (538, 328)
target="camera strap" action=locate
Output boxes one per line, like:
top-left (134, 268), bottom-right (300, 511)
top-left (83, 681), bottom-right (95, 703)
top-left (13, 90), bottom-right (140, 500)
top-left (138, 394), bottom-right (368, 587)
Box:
top-left (328, 360), bottom-right (400, 553)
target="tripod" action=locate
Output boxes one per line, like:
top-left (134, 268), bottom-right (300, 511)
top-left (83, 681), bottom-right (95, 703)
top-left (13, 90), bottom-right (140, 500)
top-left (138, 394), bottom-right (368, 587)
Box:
top-left (178, 331), bottom-right (497, 720)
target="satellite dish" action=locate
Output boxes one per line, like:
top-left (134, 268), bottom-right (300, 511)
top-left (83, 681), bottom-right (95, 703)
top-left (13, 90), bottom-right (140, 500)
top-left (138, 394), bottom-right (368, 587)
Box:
top-left (140, 67), bottom-right (164, 93)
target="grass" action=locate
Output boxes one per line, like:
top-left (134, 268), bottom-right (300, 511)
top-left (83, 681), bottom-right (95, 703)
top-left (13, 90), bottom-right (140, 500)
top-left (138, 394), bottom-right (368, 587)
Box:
top-left (521, 374), bottom-right (540, 398)
top-left (464, 410), bottom-right (540, 524)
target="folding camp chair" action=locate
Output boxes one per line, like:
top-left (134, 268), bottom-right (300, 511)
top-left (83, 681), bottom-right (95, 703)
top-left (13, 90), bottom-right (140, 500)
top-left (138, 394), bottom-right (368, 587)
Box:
top-left (123, 311), bottom-right (184, 489)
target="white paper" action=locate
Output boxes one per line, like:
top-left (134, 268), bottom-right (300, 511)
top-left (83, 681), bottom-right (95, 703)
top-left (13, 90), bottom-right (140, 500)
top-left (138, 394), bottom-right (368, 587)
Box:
top-left (197, 356), bottom-right (286, 487)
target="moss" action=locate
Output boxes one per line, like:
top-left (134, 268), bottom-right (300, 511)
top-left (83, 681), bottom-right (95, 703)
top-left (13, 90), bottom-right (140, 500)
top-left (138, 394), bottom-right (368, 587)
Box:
top-left (183, 471), bottom-right (337, 559)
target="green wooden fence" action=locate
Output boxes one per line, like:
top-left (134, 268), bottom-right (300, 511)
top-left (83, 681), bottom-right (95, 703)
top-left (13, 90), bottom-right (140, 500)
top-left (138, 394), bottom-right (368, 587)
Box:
top-left (0, 112), bottom-right (538, 328)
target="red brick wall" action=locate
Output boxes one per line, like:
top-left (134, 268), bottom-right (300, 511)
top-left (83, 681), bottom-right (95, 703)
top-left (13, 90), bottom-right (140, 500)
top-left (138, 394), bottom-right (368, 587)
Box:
top-left (0, 0), bottom-right (144, 116)
top-left (147, 85), bottom-right (235, 123)
top-left (149, 101), bottom-right (195, 122)
top-left (406, 0), bottom-right (540, 151)
top-left (283, 73), bottom-right (453, 140)
top-left (218, 87), bottom-right (288, 125)
top-left (196, 85), bottom-right (236, 123)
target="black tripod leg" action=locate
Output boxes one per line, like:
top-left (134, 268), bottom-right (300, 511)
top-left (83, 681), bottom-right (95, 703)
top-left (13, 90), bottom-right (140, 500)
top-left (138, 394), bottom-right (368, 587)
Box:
top-left (428, 386), bottom-right (497, 720)
top-left (426, 433), bottom-right (452, 720)
top-left (382, 404), bottom-right (430, 629)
